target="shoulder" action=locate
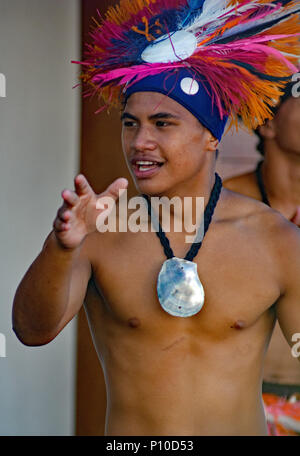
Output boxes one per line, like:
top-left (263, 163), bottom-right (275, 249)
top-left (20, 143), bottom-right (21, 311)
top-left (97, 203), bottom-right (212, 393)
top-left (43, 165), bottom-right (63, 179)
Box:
top-left (223, 171), bottom-right (261, 200)
top-left (220, 189), bottom-right (300, 288)
top-left (220, 187), bottom-right (272, 222)
top-left (223, 172), bottom-right (253, 190)
top-left (220, 188), bottom-right (298, 243)
top-left (271, 214), bottom-right (300, 285)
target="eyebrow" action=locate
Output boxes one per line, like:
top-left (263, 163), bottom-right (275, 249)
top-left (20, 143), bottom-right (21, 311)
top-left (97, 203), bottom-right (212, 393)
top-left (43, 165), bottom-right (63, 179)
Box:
top-left (121, 112), bottom-right (180, 121)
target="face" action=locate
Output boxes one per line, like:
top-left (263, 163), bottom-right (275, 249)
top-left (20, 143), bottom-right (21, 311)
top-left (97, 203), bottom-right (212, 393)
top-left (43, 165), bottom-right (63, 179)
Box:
top-left (272, 97), bottom-right (300, 154)
top-left (121, 92), bottom-right (218, 196)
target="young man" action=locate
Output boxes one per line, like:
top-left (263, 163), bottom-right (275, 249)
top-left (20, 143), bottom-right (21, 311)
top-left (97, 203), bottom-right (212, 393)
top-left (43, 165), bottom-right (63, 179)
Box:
top-left (224, 80), bottom-right (300, 400)
top-left (12, 0), bottom-right (300, 436)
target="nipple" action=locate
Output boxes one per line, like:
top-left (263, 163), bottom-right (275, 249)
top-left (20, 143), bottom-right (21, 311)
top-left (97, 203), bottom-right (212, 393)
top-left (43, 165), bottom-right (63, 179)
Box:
top-left (128, 318), bottom-right (141, 329)
top-left (231, 320), bottom-right (246, 330)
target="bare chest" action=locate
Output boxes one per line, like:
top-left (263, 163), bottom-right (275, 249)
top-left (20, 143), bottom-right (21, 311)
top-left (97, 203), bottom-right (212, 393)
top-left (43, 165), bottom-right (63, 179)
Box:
top-left (87, 227), bottom-right (280, 341)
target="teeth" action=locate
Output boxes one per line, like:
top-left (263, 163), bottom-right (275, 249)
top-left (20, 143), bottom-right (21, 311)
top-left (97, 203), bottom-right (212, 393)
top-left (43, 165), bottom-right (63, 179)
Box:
top-left (136, 161), bottom-right (156, 165)
top-left (140, 166), bottom-right (155, 171)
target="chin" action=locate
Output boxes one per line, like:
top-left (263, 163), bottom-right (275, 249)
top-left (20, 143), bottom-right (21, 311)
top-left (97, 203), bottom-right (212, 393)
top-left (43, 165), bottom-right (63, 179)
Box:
top-left (135, 182), bottom-right (167, 197)
top-left (133, 177), bottom-right (173, 197)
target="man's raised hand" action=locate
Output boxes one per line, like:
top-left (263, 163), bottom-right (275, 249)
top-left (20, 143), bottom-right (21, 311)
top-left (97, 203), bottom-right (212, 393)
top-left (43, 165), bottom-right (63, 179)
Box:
top-left (53, 175), bottom-right (128, 250)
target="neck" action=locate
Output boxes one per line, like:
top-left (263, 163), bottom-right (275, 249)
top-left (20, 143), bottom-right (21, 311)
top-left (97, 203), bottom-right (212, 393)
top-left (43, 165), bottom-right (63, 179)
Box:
top-left (150, 158), bottom-right (220, 232)
top-left (262, 141), bottom-right (300, 212)
top-left (162, 157), bottom-right (217, 201)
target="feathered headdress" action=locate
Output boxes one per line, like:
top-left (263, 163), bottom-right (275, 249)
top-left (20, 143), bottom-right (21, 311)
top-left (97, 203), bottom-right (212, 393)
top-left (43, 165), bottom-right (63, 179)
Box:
top-left (73, 0), bottom-right (300, 135)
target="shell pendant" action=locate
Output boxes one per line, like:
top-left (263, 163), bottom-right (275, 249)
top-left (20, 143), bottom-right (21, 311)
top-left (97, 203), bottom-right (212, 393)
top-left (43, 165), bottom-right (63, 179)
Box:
top-left (157, 257), bottom-right (205, 318)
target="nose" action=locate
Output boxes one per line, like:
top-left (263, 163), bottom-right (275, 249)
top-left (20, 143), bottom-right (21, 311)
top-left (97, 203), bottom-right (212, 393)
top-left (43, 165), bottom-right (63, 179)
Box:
top-left (131, 125), bottom-right (157, 152)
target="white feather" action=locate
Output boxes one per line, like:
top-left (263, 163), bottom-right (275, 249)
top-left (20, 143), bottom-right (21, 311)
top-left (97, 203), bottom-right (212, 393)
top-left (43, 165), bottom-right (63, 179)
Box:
top-left (182, 0), bottom-right (300, 48)
top-left (211, 3), bottom-right (300, 44)
top-left (183, 0), bottom-right (229, 33)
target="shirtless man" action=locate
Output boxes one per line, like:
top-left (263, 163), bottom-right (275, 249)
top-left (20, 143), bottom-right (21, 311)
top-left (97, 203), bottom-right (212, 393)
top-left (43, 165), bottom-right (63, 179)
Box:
top-left (12, 0), bottom-right (300, 436)
top-left (12, 87), bottom-right (300, 435)
top-left (224, 80), bottom-right (300, 398)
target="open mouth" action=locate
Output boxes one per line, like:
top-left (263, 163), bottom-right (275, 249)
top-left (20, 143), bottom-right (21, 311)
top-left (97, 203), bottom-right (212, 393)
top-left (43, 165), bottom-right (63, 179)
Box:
top-left (131, 160), bottom-right (164, 178)
top-left (135, 160), bottom-right (163, 171)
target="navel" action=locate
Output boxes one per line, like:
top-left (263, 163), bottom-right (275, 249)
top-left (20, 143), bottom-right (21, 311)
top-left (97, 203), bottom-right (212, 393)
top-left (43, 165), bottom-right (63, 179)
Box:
top-left (230, 320), bottom-right (246, 330)
top-left (128, 318), bottom-right (141, 329)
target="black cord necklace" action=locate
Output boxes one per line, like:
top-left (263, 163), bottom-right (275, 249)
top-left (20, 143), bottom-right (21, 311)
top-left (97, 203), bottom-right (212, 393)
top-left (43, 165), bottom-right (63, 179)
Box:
top-left (142, 173), bottom-right (223, 318)
top-left (255, 160), bottom-right (271, 207)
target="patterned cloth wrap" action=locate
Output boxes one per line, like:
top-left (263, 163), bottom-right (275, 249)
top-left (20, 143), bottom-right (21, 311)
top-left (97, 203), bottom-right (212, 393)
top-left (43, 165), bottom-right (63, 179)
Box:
top-left (263, 393), bottom-right (300, 436)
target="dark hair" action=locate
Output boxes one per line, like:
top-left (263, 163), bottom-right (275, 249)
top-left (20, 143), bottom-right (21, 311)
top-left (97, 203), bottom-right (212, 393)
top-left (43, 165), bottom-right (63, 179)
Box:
top-left (254, 81), bottom-right (295, 156)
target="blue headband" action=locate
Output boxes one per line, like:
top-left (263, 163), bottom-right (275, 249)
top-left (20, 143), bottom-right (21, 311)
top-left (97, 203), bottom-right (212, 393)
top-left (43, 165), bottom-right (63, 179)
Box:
top-left (124, 69), bottom-right (228, 141)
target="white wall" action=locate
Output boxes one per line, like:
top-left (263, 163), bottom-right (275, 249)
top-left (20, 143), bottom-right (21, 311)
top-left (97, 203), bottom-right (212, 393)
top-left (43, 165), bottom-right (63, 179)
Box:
top-left (0, 0), bottom-right (80, 435)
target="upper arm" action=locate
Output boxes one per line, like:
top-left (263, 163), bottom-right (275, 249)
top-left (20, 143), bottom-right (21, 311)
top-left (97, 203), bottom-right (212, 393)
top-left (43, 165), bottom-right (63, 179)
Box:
top-left (53, 239), bottom-right (92, 337)
top-left (13, 231), bottom-right (94, 346)
top-left (275, 222), bottom-right (300, 356)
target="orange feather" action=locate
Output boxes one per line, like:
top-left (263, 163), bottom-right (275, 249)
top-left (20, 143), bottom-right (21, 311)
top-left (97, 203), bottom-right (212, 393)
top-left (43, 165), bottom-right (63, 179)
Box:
top-left (105, 0), bottom-right (156, 25)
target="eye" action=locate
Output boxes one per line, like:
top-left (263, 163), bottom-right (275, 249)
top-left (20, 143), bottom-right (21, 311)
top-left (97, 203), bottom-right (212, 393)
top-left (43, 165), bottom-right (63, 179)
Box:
top-left (123, 120), bottom-right (137, 128)
top-left (156, 120), bottom-right (170, 127)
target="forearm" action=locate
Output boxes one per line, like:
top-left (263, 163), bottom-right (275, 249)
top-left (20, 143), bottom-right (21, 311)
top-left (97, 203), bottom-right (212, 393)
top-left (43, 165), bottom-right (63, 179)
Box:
top-left (12, 231), bottom-right (83, 345)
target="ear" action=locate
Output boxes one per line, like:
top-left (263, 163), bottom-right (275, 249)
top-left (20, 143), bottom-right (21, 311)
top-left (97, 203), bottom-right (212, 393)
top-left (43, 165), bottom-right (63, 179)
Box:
top-left (258, 119), bottom-right (276, 140)
top-left (206, 133), bottom-right (219, 153)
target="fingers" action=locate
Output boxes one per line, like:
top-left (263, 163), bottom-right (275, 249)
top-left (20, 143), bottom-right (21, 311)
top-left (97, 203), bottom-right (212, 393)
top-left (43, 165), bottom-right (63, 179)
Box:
top-left (57, 205), bottom-right (71, 222)
top-left (103, 178), bottom-right (129, 201)
top-left (53, 216), bottom-right (69, 233)
top-left (55, 175), bottom-right (91, 232)
top-left (61, 174), bottom-right (92, 207)
top-left (54, 175), bottom-right (128, 235)
top-left (74, 174), bottom-right (94, 197)
top-left (61, 189), bottom-right (79, 207)
top-left (53, 202), bottom-right (70, 232)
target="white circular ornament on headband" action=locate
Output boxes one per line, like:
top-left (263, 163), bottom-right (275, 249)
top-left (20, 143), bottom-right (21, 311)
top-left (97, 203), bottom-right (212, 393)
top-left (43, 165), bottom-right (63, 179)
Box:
top-left (180, 78), bottom-right (200, 95)
top-left (141, 31), bottom-right (197, 64)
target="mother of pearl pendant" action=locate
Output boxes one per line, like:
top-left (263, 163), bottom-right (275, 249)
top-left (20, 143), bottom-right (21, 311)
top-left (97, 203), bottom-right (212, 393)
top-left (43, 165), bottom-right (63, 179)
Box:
top-left (157, 257), bottom-right (205, 318)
